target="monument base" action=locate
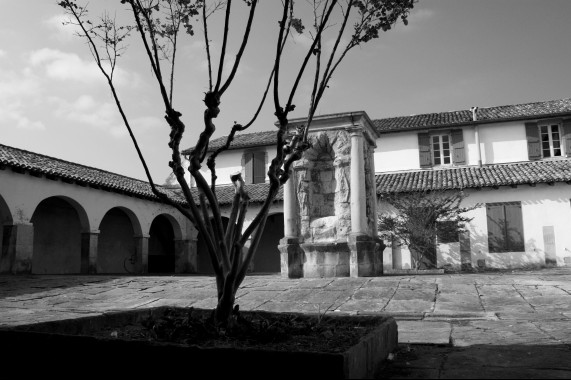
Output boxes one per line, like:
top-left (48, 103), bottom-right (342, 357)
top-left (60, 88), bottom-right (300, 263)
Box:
top-left (349, 233), bottom-right (381, 277)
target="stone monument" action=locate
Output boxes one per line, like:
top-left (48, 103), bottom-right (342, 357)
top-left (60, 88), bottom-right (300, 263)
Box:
top-left (279, 111), bottom-right (381, 278)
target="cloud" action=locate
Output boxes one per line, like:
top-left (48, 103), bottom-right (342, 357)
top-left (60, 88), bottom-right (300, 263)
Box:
top-left (0, 49), bottom-right (6, 58)
top-left (29, 48), bottom-right (138, 87)
top-left (49, 94), bottom-right (161, 138)
top-left (0, 68), bottom-right (45, 131)
top-left (30, 48), bottom-right (102, 83)
top-left (291, 32), bottom-right (314, 49)
top-left (44, 14), bottom-right (82, 41)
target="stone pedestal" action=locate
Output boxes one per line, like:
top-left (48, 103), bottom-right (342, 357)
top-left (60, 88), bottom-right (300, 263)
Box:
top-left (349, 233), bottom-right (381, 277)
top-left (281, 112), bottom-right (381, 278)
top-left (278, 237), bottom-right (304, 278)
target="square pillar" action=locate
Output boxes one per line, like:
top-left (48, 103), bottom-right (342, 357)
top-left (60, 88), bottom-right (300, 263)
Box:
top-left (1, 223), bottom-right (34, 274)
top-left (81, 230), bottom-right (99, 274)
top-left (174, 239), bottom-right (197, 274)
top-left (134, 234), bottom-right (149, 274)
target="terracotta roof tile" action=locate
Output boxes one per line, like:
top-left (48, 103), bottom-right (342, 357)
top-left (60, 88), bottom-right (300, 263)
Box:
top-left (373, 97), bottom-right (571, 133)
top-left (0, 144), bottom-right (185, 204)
top-left (376, 160), bottom-right (571, 194)
top-left (188, 182), bottom-right (284, 205)
top-left (182, 130), bottom-right (281, 155)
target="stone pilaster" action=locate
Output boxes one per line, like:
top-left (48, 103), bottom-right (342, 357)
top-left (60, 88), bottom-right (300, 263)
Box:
top-left (134, 234), bottom-right (150, 274)
top-left (81, 230), bottom-right (99, 274)
top-left (348, 128), bottom-right (367, 235)
top-left (0, 223), bottom-right (34, 274)
top-left (283, 168), bottom-right (298, 238)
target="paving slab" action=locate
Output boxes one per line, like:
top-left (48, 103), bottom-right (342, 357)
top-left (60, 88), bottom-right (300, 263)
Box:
top-left (397, 321), bottom-right (452, 344)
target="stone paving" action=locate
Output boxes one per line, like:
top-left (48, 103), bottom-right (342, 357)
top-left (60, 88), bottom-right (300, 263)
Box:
top-left (1, 267), bottom-right (571, 378)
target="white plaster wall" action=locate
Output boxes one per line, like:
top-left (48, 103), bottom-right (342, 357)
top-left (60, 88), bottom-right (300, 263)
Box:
top-left (0, 169), bottom-right (195, 240)
top-left (374, 132), bottom-right (421, 173)
top-left (196, 146), bottom-right (278, 187)
top-left (462, 184), bottom-right (571, 269)
top-left (196, 150), bottom-right (244, 186)
top-left (476, 121), bottom-right (528, 164)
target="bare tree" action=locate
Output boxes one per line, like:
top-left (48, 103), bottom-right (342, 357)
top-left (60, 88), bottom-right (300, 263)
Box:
top-left (378, 190), bottom-right (477, 270)
top-left (59, 0), bottom-right (416, 328)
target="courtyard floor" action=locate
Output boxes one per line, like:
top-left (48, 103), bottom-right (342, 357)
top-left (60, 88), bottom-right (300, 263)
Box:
top-left (1, 267), bottom-right (570, 378)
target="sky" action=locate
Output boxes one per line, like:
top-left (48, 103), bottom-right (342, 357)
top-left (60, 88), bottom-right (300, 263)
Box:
top-left (2, 0), bottom-right (571, 183)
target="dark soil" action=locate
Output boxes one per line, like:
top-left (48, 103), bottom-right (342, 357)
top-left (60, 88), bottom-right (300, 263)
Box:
top-left (85, 306), bottom-right (382, 353)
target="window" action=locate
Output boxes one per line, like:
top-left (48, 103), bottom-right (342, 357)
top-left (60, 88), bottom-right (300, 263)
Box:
top-left (431, 134), bottom-right (451, 165)
top-left (486, 202), bottom-right (524, 252)
top-left (243, 151), bottom-right (266, 184)
top-left (539, 123), bottom-right (562, 158)
top-left (418, 130), bottom-right (464, 168)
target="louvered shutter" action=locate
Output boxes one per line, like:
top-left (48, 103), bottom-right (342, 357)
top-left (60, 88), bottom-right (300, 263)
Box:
top-left (525, 122), bottom-right (541, 160)
top-left (451, 129), bottom-right (466, 165)
top-left (486, 204), bottom-right (506, 253)
top-left (253, 151), bottom-right (266, 184)
top-left (562, 119), bottom-right (571, 157)
top-left (505, 203), bottom-right (524, 251)
top-left (243, 152), bottom-right (253, 184)
top-left (418, 133), bottom-right (432, 168)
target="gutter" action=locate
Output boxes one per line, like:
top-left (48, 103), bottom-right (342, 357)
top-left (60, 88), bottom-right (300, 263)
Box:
top-left (471, 106), bottom-right (482, 168)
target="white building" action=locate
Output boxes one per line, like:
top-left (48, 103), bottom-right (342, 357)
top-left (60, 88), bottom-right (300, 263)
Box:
top-left (183, 97), bottom-right (571, 272)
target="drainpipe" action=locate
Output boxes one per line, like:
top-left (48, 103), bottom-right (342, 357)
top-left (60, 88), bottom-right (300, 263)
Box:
top-left (471, 107), bottom-right (482, 167)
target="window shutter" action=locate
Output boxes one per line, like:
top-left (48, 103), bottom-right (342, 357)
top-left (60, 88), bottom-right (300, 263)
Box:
top-left (486, 204), bottom-right (506, 253)
top-left (505, 203), bottom-right (524, 251)
top-left (525, 122), bottom-right (541, 160)
top-left (253, 151), bottom-right (266, 184)
top-left (243, 152), bottom-right (253, 184)
top-left (563, 119), bottom-right (571, 157)
top-left (451, 129), bottom-right (466, 165)
top-left (418, 133), bottom-right (432, 168)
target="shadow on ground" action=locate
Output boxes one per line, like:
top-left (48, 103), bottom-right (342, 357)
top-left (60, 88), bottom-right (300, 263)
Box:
top-left (380, 343), bottom-right (571, 379)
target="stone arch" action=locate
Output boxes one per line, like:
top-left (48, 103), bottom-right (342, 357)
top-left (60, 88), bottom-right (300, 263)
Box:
top-left (97, 207), bottom-right (140, 273)
top-left (147, 214), bottom-right (181, 274)
top-left (196, 216), bottom-right (230, 275)
top-left (252, 212), bottom-right (283, 273)
top-left (0, 194), bottom-right (13, 273)
top-left (31, 196), bottom-right (88, 274)
top-left (296, 131), bottom-right (351, 243)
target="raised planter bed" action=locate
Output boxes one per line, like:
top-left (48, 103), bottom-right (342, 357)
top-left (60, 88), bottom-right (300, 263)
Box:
top-left (0, 306), bottom-right (397, 378)
top-left (383, 268), bottom-right (445, 275)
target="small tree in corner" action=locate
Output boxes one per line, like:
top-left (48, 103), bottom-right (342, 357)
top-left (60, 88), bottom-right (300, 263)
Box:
top-left (59, 0), bottom-right (416, 328)
top-left (378, 190), bottom-right (476, 270)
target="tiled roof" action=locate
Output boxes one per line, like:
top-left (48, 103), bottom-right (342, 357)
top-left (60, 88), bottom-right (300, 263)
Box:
top-left (0, 144), bottom-right (185, 204)
top-left (182, 130), bottom-right (280, 154)
top-left (189, 182), bottom-right (284, 205)
top-left (374, 97), bottom-right (571, 133)
top-left (376, 160), bottom-right (571, 194)
top-left (181, 98), bottom-right (571, 152)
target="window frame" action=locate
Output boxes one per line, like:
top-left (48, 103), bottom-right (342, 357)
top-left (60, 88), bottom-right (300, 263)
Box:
top-left (430, 133), bottom-right (452, 166)
top-left (539, 122), bottom-right (564, 158)
top-left (243, 150), bottom-right (266, 184)
top-left (486, 202), bottom-right (525, 253)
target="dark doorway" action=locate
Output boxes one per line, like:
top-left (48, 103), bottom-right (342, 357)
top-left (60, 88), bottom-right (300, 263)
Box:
top-left (98, 208), bottom-right (135, 273)
top-left (148, 215), bottom-right (175, 273)
top-left (31, 197), bottom-right (82, 274)
top-left (252, 213), bottom-right (283, 273)
top-left (196, 217), bottom-right (229, 275)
